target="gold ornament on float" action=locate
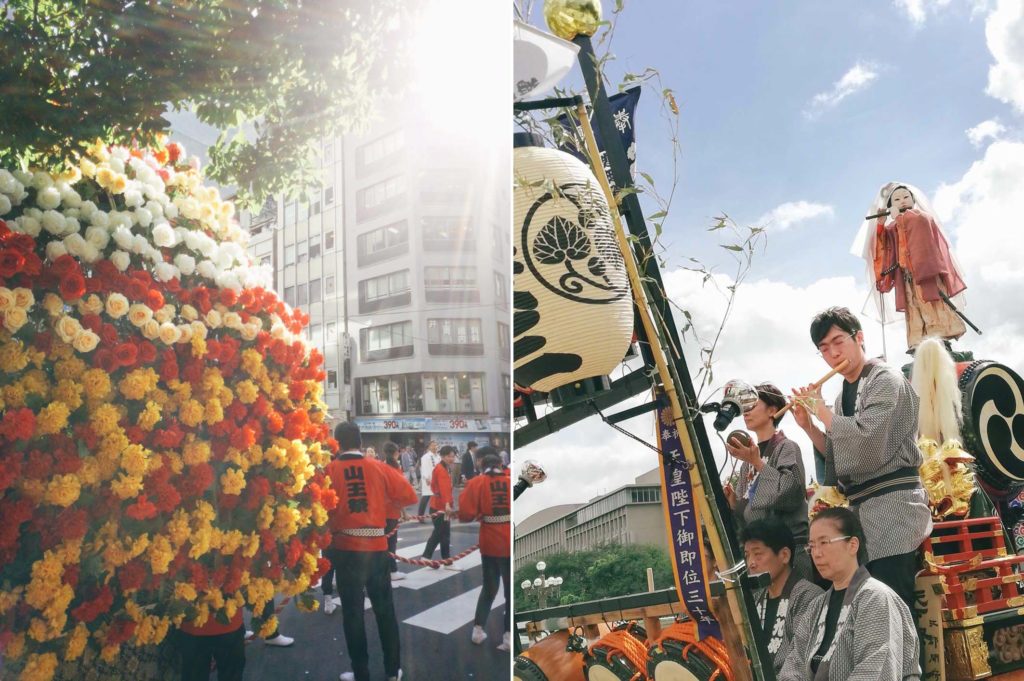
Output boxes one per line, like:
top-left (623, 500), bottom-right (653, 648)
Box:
top-left (513, 133), bottom-right (632, 394)
top-left (918, 437), bottom-right (976, 519)
top-left (544, 0), bottom-right (602, 41)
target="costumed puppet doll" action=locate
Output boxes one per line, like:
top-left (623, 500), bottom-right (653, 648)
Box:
top-left (852, 182), bottom-right (968, 351)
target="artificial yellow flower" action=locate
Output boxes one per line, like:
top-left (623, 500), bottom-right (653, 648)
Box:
top-left (51, 379), bottom-right (83, 411)
top-left (0, 338), bottom-right (29, 373)
top-left (35, 401), bottom-right (71, 436)
top-left (53, 355), bottom-right (87, 381)
top-left (175, 582), bottom-right (198, 602)
top-left (148, 535), bottom-right (175, 575)
top-left (44, 474), bottom-right (81, 507)
top-left (204, 398), bottom-right (224, 425)
top-left (111, 473), bottom-right (144, 499)
top-left (1, 383), bottom-right (25, 408)
top-left (182, 438), bottom-right (211, 466)
top-left (137, 401), bottom-right (162, 431)
top-left (90, 403), bottom-right (122, 436)
top-left (18, 652), bottom-right (58, 681)
top-left (64, 623), bottom-right (89, 661)
top-left (220, 467), bottom-right (246, 495)
top-left (178, 399), bottom-right (204, 428)
top-left (235, 380), bottom-right (259, 404)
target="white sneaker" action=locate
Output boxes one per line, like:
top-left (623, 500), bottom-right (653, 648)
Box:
top-left (471, 625), bottom-right (487, 644)
top-left (264, 634), bottom-right (294, 647)
top-left (339, 673), bottom-right (355, 681)
top-left (497, 632), bottom-right (511, 651)
top-left (390, 572), bottom-right (406, 581)
top-left (443, 564), bottom-right (463, 572)
top-left (245, 630), bottom-right (254, 639)
top-left (324, 596), bottom-right (340, 614)
top-left (387, 670), bottom-right (403, 681)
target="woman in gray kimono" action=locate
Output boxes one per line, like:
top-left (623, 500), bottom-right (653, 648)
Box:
top-left (779, 507), bottom-right (920, 681)
top-left (725, 382), bottom-right (812, 581)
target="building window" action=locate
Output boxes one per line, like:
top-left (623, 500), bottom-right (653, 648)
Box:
top-left (427, 318), bottom-right (483, 356)
top-left (358, 269), bottom-right (411, 313)
top-left (309, 231), bottom-right (321, 260)
top-left (297, 240), bottom-right (308, 264)
top-left (284, 286), bottom-right (295, 307)
top-left (310, 278), bottom-right (321, 304)
top-left (323, 139), bottom-right (334, 166)
top-left (284, 244), bottom-right (295, 265)
top-left (325, 230), bottom-right (335, 251)
top-left (285, 202), bottom-right (296, 228)
top-left (360, 320), bottom-right (414, 362)
top-left (502, 374), bottom-right (511, 414)
top-left (311, 201), bottom-right (321, 216)
top-left (327, 369), bottom-right (338, 390)
top-left (325, 275), bottom-right (335, 296)
top-left (420, 170), bottom-right (468, 203)
top-left (422, 216), bottom-right (474, 251)
top-left (327, 322), bottom-right (338, 343)
top-left (259, 254), bottom-right (272, 267)
top-left (422, 372), bottom-right (485, 413)
top-left (497, 322), bottom-right (510, 354)
top-left (357, 221), bottom-right (408, 266)
top-left (357, 129), bottom-right (404, 170)
top-left (297, 283), bottom-right (308, 307)
top-left (358, 372), bottom-right (420, 415)
top-left (494, 271), bottom-right (508, 310)
top-left (424, 266), bottom-right (479, 304)
top-left (309, 323), bottom-right (322, 346)
top-left (325, 186), bottom-right (335, 206)
top-left (357, 175), bottom-right (406, 222)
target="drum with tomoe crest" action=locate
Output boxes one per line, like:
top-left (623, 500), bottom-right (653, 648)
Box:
top-left (956, 360), bottom-right (1024, 494)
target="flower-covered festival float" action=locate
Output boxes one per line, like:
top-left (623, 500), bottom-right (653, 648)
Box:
top-left (0, 139), bottom-right (335, 680)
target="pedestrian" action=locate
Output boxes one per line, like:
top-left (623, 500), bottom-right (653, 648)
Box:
top-left (460, 441), bottom-right (478, 484)
top-left (382, 441), bottom-right (406, 581)
top-left (417, 441), bottom-right (440, 520)
top-left (740, 518), bottom-right (822, 675)
top-left (400, 446), bottom-right (418, 488)
top-left (458, 447), bottom-right (512, 651)
top-left (245, 599), bottom-right (295, 647)
top-left (792, 306), bottom-right (931, 616)
top-left (176, 605), bottom-right (245, 681)
top-left (325, 421), bottom-right (418, 681)
top-left (778, 507), bottom-right (920, 680)
top-left (422, 445), bottom-right (458, 569)
top-left (724, 382), bottom-right (811, 581)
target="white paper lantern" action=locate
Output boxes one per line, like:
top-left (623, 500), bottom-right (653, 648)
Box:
top-left (513, 134), bottom-right (633, 394)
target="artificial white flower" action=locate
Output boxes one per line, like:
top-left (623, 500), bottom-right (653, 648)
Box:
top-left (110, 250), bottom-right (131, 271)
top-left (134, 207), bottom-right (153, 228)
top-left (0, 169), bottom-right (22, 195)
top-left (0, 195), bottom-right (10, 216)
top-left (85, 226), bottom-right (110, 250)
top-left (63, 233), bottom-right (87, 257)
top-left (36, 186), bottom-right (61, 210)
top-left (59, 183), bottom-right (82, 208)
top-left (42, 210), bottom-right (67, 235)
top-left (16, 216), bottom-right (40, 237)
top-left (214, 247), bottom-right (234, 271)
top-left (163, 198), bottom-right (179, 219)
top-left (174, 253), bottom-right (196, 276)
top-left (63, 208), bottom-right (80, 219)
top-left (123, 189), bottom-right (144, 208)
top-left (131, 234), bottom-right (148, 255)
top-left (145, 200), bottom-right (164, 219)
top-left (152, 221), bottom-right (176, 248)
top-left (80, 244), bottom-right (101, 264)
top-left (90, 210), bottom-right (110, 229)
top-left (108, 156), bottom-right (126, 174)
top-left (154, 262), bottom-right (179, 282)
top-left (215, 271), bottom-right (242, 292)
top-left (196, 260), bottom-right (217, 280)
top-left (63, 217), bottom-right (80, 235)
top-left (112, 225), bottom-right (134, 249)
top-left (32, 171), bottom-right (54, 190)
top-left (12, 170), bottom-right (32, 186)
top-left (78, 201), bottom-right (97, 220)
top-left (45, 241), bottom-right (68, 261)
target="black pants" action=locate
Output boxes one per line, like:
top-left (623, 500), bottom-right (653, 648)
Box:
top-left (324, 549), bottom-right (400, 681)
top-left (385, 518), bottom-right (399, 572)
top-left (868, 550), bottom-right (920, 618)
top-left (417, 494), bottom-right (431, 517)
top-left (178, 625), bottom-right (245, 681)
top-left (475, 555), bottom-right (511, 631)
top-left (423, 514), bottom-right (450, 560)
top-left (322, 553), bottom-right (338, 597)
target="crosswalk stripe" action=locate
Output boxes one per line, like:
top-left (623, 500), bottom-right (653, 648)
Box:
top-left (394, 552), bottom-right (481, 591)
top-left (403, 586), bottom-right (505, 635)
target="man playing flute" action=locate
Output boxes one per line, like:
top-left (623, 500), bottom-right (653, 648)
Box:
top-left (791, 306), bottom-right (931, 617)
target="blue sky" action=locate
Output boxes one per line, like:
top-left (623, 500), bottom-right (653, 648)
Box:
top-left (515, 0), bottom-right (1024, 523)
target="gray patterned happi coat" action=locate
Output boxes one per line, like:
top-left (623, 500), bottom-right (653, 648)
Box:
top-left (757, 570), bottom-right (824, 676)
top-left (821, 360), bottom-right (932, 561)
top-left (778, 567), bottom-right (921, 681)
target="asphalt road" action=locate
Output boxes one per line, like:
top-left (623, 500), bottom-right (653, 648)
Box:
top-left (241, 497), bottom-right (511, 681)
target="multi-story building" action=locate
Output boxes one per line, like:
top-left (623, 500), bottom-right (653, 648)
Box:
top-left (241, 108), bottom-right (510, 454)
top-left (513, 469), bottom-right (668, 571)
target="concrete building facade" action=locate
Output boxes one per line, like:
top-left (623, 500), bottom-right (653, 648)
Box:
top-left (241, 109), bottom-right (510, 453)
top-left (513, 469), bottom-right (669, 571)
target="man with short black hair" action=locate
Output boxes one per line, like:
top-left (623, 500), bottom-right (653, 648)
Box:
top-left (793, 306), bottom-right (931, 616)
top-left (422, 446), bottom-right (458, 568)
top-left (326, 421), bottom-right (417, 681)
top-left (741, 519), bottom-right (823, 675)
top-left (459, 447), bottom-right (512, 651)
top-left (461, 441), bottom-right (478, 484)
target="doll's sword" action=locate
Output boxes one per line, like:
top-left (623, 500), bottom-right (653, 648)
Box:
top-left (937, 291), bottom-right (982, 335)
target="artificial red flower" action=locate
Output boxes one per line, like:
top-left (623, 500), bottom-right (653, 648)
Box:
top-left (145, 288), bottom-right (164, 311)
top-left (57, 508), bottom-right (88, 541)
top-left (118, 560), bottom-right (146, 592)
top-left (59, 271), bottom-right (86, 301)
top-left (138, 340), bottom-right (157, 364)
top-left (113, 342), bottom-right (138, 368)
top-left (0, 250), bottom-right (25, 278)
top-left (219, 288), bottom-right (238, 307)
top-left (71, 586), bottom-right (113, 623)
top-left (100, 323), bottom-right (119, 346)
top-left (125, 496), bottom-right (158, 521)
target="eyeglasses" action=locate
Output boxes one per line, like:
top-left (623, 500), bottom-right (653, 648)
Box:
top-left (805, 536), bottom-right (851, 552)
top-left (816, 333), bottom-right (856, 357)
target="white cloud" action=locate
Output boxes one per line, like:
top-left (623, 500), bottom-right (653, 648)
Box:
top-left (984, 0), bottom-right (1024, 113)
top-left (966, 118), bottom-right (1007, 146)
top-left (756, 201), bottom-right (835, 231)
top-left (894, 0), bottom-right (953, 25)
top-left (804, 62), bottom-right (880, 119)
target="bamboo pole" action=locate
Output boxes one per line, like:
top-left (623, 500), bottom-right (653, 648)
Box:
top-left (574, 103), bottom-right (756, 681)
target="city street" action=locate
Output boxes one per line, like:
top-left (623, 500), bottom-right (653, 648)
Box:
top-left (242, 498), bottom-right (509, 681)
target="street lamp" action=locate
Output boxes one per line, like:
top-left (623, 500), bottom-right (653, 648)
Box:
top-left (521, 561), bottom-right (562, 608)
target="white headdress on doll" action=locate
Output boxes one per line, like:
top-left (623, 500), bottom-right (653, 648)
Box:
top-left (850, 181), bottom-right (965, 324)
